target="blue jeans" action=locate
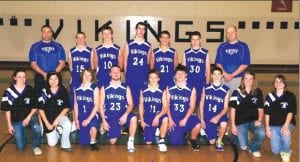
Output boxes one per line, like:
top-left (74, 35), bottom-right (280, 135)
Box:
top-left (235, 121), bottom-right (265, 152)
top-left (269, 124), bottom-right (294, 154)
top-left (12, 116), bottom-right (42, 149)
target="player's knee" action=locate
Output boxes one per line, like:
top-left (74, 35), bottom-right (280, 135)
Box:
top-left (110, 139), bottom-right (117, 145)
top-left (219, 122), bottom-right (227, 128)
top-left (162, 117), bottom-right (168, 123)
top-left (130, 116), bottom-right (137, 124)
top-left (146, 141), bottom-right (152, 145)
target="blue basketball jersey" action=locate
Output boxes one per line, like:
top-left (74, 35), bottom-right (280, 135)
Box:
top-left (203, 83), bottom-right (229, 119)
top-left (75, 83), bottom-right (99, 121)
top-left (104, 82), bottom-right (128, 118)
top-left (184, 48), bottom-right (208, 86)
top-left (153, 47), bottom-right (176, 90)
top-left (96, 44), bottom-right (120, 88)
top-left (70, 46), bottom-right (93, 88)
top-left (142, 85), bottom-right (164, 123)
top-left (125, 39), bottom-right (151, 107)
top-left (168, 84), bottom-right (193, 121)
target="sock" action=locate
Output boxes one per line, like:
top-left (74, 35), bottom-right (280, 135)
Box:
top-left (128, 136), bottom-right (134, 141)
top-left (90, 139), bottom-right (96, 144)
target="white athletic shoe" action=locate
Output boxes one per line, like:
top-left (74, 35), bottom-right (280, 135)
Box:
top-left (251, 151), bottom-right (262, 158)
top-left (33, 147), bottom-right (42, 155)
top-left (280, 152), bottom-right (291, 162)
top-left (127, 140), bottom-right (136, 153)
top-left (158, 139), bottom-right (167, 152)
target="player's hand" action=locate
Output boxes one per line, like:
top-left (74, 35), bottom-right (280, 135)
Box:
top-left (201, 120), bottom-right (206, 129)
top-left (281, 125), bottom-right (290, 136)
top-left (168, 118), bottom-right (176, 131)
top-left (179, 118), bottom-right (187, 127)
top-left (75, 119), bottom-right (80, 130)
top-left (7, 125), bottom-right (14, 135)
top-left (210, 116), bottom-right (220, 124)
top-left (82, 119), bottom-right (90, 127)
top-left (254, 120), bottom-right (262, 127)
top-left (52, 119), bottom-right (59, 128)
top-left (152, 116), bottom-right (160, 127)
top-left (103, 120), bottom-right (110, 131)
top-left (266, 127), bottom-right (272, 138)
top-left (231, 125), bottom-right (238, 135)
top-left (46, 123), bottom-right (54, 130)
top-left (141, 120), bottom-right (149, 130)
top-left (22, 117), bottom-right (31, 126)
top-left (119, 114), bottom-right (127, 125)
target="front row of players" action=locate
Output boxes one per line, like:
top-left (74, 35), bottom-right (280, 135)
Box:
top-left (1, 66), bottom-right (296, 161)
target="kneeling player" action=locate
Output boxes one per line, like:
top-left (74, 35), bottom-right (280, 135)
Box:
top-left (166, 64), bottom-right (201, 151)
top-left (199, 67), bottom-right (230, 151)
top-left (99, 65), bottom-right (137, 153)
top-left (139, 69), bottom-right (168, 152)
top-left (74, 69), bottom-right (101, 151)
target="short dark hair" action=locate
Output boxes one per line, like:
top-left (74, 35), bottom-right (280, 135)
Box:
top-left (189, 31), bottom-right (201, 40)
top-left (211, 66), bottom-right (223, 74)
top-left (46, 71), bottom-right (63, 87)
top-left (175, 64), bottom-right (187, 74)
top-left (102, 25), bottom-right (113, 34)
top-left (135, 22), bottom-right (146, 29)
top-left (148, 69), bottom-right (160, 79)
top-left (75, 31), bottom-right (86, 38)
top-left (41, 24), bottom-right (53, 33)
top-left (159, 30), bottom-right (170, 38)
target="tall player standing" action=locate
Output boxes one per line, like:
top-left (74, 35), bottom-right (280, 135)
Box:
top-left (68, 32), bottom-right (95, 108)
top-left (95, 26), bottom-right (123, 88)
top-left (123, 22), bottom-right (152, 108)
top-left (182, 31), bottom-right (211, 106)
top-left (150, 30), bottom-right (178, 90)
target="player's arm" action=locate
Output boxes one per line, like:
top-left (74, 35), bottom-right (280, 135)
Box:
top-left (118, 49), bottom-right (124, 71)
top-left (147, 47), bottom-right (153, 66)
top-left (91, 49), bottom-right (97, 70)
top-left (198, 89), bottom-right (206, 128)
top-left (164, 87), bottom-right (175, 130)
top-left (230, 107), bottom-right (237, 135)
top-left (157, 90), bottom-right (168, 117)
top-left (149, 49), bottom-right (155, 69)
top-left (84, 87), bottom-right (100, 123)
top-left (99, 86), bottom-right (109, 130)
top-left (67, 50), bottom-right (72, 72)
top-left (39, 108), bottom-right (53, 130)
top-left (23, 107), bottom-right (38, 126)
top-left (216, 91), bottom-right (230, 119)
top-left (73, 92), bottom-right (80, 129)
top-left (205, 52), bottom-right (211, 84)
top-left (138, 90), bottom-right (147, 128)
top-left (122, 44), bottom-right (129, 73)
top-left (5, 111), bottom-right (14, 134)
top-left (174, 50), bottom-right (179, 69)
top-left (181, 53), bottom-right (186, 66)
top-left (265, 114), bottom-right (271, 138)
top-left (94, 48), bottom-right (99, 71)
top-left (181, 87), bottom-right (196, 124)
top-left (125, 86), bottom-right (134, 115)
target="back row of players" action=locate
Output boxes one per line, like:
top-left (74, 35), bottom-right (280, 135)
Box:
top-left (1, 22), bottom-right (296, 162)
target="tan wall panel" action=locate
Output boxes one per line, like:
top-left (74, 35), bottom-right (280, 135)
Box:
top-left (0, 1), bottom-right (298, 64)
